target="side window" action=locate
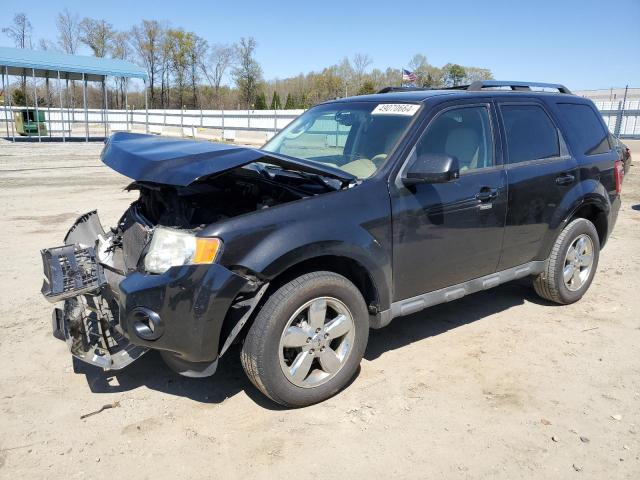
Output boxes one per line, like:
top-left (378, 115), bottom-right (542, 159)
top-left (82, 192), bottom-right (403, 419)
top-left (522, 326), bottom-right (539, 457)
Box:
top-left (556, 103), bottom-right (611, 155)
top-left (501, 104), bottom-right (559, 164)
top-left (415, 106), bottom-right (494, 172)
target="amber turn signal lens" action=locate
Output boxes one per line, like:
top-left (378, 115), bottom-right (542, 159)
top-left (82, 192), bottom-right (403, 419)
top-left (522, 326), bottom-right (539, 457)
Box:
top-left (193, 237), bottom-right (222, 264)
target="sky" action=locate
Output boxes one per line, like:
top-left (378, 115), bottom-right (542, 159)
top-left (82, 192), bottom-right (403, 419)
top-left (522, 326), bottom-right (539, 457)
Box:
top-left (2, 0), bottom-right (639, 90)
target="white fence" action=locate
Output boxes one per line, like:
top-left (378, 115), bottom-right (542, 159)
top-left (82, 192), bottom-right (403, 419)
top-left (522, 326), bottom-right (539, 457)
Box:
top-left (1, 102), bottom-right (639, 141)
top-left (0, 106), bottom-right (305, 142)
top-left (591, 99), bottom-right (640, 138)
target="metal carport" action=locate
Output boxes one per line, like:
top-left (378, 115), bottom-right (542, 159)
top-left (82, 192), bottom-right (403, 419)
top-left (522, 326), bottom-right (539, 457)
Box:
top-left (0, 46), bottom-right (148, 142)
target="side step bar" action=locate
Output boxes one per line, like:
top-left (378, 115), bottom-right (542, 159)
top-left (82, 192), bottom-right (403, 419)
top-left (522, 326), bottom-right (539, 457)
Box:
top-left (373, 260), bottom-right (546, 328)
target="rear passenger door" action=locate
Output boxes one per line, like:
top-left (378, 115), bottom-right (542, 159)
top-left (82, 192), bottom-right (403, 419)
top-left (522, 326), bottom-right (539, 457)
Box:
top-left (496, 100), bottom-right (579, 270)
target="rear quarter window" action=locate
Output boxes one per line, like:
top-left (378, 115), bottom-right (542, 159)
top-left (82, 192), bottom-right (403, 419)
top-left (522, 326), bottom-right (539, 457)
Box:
top-left (556, 103), bottom-right (611, 156)
top-left (501, 104), bottom-right (560, 164)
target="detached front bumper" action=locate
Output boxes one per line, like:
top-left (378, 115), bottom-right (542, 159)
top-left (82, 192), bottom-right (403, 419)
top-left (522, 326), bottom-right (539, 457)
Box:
top-left (41, 211), bottom-right (250, 371)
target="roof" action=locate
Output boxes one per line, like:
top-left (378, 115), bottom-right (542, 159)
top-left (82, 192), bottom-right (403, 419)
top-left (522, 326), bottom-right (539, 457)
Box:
top-left (0, 46), bottom-right (147, 81)
top-left (326, 90), bottom-right (456, 104)
top-left (326, 81), bottom-right (575, 104)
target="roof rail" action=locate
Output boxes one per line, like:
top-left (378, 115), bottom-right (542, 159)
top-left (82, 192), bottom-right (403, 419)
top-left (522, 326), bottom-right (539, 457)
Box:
top-left (377, 86), bottom-right (432, 94)
top-left (465, 80), bottom-right (573, 94)
top-left (377, 81), bottom-right (573, 95)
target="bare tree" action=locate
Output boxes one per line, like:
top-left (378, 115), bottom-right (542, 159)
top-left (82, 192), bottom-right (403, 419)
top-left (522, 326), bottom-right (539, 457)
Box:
top-left (2, 13), bottom-right (32, 49)
top-left (201, 43), bottom-right (235, 106)
top-left (56, 9), bottom-right (80, 54)
top-left (38, 38), bottom-right (56, 51)
top-left (111, 31), bottom-right (132, 107)
top-left (337, 57), bottom-right (354, 96)
top-left (352, 53), bottom-right (372, 87)
top-left (232, 37), bottom-right (262, 108)
top-left (189, 35), bottom-right (207, 108)
top-left (131, 20), bottom-right (165, 108)
top-left (79, 18), bottom-right (114, 57)
top-left (3, 13), bottom-right (32, 96)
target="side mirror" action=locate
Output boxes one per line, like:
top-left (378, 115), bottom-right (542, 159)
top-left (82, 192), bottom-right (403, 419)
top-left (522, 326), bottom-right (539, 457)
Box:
top-left (402, 153), bottom-right (460, 186)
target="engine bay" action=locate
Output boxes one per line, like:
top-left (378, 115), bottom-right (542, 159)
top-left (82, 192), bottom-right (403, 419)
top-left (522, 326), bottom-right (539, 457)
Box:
top-left (128, 164), bottom-right (343, 229)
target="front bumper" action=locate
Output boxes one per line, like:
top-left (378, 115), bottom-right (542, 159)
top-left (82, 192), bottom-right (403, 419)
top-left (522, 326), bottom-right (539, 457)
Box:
top-left (41, 211), bottom-right (249, 370)
top-left (118, 264), bottom-right (248, 363)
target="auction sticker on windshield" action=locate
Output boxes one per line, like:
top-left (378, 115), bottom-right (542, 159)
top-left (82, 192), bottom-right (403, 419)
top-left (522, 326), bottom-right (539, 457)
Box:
top-left (372, 104), bottom-right (420, 116)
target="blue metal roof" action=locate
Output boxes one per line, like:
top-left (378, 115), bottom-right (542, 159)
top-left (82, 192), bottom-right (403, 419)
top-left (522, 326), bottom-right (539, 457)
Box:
top-left (0, 46), bottom-right (147, 81)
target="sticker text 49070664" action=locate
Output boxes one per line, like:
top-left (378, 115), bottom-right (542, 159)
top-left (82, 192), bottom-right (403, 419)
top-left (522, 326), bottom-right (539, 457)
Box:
top-left (371, 104), bottom-right (421, 116)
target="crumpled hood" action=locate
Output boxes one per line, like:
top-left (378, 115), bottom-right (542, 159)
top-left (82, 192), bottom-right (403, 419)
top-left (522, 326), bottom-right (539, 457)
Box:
top-left (101, 132), bottom-right (354, 186)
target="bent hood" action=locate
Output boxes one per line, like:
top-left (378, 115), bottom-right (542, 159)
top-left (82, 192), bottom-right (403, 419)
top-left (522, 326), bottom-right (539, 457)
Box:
top-left (101, 132), bottom-right (354, 186)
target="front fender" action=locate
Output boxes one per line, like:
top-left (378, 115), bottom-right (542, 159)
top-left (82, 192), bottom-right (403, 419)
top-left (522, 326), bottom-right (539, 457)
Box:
top-left (202, 180), bottom-right (393, 310)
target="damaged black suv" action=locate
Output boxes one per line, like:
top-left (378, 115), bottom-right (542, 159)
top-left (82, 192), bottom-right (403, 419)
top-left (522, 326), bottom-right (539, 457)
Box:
top-left (41, 81), bottom-right (622, 407)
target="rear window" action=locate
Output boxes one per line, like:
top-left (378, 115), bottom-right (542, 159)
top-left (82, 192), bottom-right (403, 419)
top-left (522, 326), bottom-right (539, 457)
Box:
top-left (557, 103), bottom-right (611, 156)
top-left (501, 104), bottom-right (560, 164)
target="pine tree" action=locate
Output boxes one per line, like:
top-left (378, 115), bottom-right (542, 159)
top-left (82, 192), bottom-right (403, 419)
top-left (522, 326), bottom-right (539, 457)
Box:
top-left (270, 91), bottom-right (281, 110)
top-left (254, 91), bottom-right (267, 109)
top-left (284, 93), bottom-right (295, 109)
top-left (299, 92), bottom-right (310, 109)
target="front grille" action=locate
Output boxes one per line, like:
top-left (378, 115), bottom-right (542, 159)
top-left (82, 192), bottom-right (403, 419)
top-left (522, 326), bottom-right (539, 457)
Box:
top-left (122, 221), bottom-right (149, 271)
top-left (41, 245), bottom-right (106, 302)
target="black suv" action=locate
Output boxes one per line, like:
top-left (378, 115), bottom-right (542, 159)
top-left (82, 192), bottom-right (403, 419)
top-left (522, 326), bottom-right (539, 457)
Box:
top-left (41, 81), bottom-right (622, 407)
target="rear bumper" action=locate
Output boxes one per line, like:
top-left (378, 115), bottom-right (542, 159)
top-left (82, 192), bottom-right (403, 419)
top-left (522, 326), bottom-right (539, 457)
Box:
top-left (606, 194), bottom-right (621, 245)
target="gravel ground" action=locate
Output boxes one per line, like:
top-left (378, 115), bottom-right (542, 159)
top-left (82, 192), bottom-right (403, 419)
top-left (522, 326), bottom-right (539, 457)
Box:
top-left (0, 140), bottom-right (638, 479)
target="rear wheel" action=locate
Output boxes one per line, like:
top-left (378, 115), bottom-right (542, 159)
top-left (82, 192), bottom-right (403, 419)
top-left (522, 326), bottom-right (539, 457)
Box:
top-left (534, 218), bottom-right (600, 304)
top-left (241, 271), bottom-right (369, 407)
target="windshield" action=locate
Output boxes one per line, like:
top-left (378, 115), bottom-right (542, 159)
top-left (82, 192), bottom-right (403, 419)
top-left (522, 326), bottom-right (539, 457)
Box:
top-left (262, 102), bottom-right (420, 179)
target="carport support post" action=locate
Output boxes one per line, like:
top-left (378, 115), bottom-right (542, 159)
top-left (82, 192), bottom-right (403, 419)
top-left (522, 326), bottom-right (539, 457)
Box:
top-left (102, 78), bottom-right (108, 138)
top-left (124, 87), bottom-right (129, 131)
top-left (65, 78), bottom-right (71, 136)
top-left (6, 67), bottom-right (15, 142)
top-left (33, 69), bottom-right (41, 142)
top-left (57, 71), bottom-right (65, 142)
top-left (2, 68), bottom-right (8, 139)
top-left (82, 73), bottom-right (88, 142)
top-left (144, 78), bottom-right (149, 133)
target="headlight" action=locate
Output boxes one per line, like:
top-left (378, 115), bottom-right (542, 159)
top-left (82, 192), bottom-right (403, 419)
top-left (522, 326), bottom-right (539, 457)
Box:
top-left (144, 227), bottom-right (222, 274)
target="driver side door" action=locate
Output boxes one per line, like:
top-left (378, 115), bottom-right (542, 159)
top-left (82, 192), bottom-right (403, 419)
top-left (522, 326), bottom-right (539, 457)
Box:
top-left (390, 101), bottom-right (507, 302)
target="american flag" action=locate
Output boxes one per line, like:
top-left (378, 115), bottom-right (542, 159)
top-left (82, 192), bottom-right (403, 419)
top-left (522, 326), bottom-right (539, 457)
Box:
top-left (402, 69), bottom-right (417, 83)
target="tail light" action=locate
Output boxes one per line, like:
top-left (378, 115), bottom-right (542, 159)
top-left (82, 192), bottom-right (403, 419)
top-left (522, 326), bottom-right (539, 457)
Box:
top-left (614, 159), bottom-right (623, 194)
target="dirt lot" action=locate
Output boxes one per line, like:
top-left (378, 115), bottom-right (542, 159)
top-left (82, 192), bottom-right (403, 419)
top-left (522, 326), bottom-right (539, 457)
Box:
top-left (0, 140), bottom-right (638, 479)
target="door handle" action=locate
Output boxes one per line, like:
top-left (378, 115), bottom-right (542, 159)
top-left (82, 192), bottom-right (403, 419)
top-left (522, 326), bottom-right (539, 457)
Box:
top-left (555, 173), bottom-right (575, 186)
top-left (476, 188), bottom-right (498, 202)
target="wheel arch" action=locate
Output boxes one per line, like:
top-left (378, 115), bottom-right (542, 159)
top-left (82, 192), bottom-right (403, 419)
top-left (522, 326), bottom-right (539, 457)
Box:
top-left (218, 253), bottom-right (384, 355)
top-left (539, 181), bottom-right (611, 260)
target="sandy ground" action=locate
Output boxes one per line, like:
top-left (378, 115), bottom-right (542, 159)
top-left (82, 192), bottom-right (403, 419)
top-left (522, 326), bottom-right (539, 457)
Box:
top-left (0, 140), bottom-right (638, 479)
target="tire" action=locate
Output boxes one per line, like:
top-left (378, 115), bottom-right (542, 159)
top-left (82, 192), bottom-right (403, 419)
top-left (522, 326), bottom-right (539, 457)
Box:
top-left (533, 218), bottom-right (600, 304)
top-left (241, 271), bottom-right (369, 407)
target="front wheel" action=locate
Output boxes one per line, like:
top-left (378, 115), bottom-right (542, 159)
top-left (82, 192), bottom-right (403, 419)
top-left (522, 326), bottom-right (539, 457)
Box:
top-left (534, 218), bottom-right (600, 304)
top-left (241, 271), bottom-right (369, 407)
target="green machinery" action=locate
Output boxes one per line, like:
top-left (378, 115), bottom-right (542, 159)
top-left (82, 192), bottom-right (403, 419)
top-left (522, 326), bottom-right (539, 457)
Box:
top-left (14, 109), bottom-right (47, 136)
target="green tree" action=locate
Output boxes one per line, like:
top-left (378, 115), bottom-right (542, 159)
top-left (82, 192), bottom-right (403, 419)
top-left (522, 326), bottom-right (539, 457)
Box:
top-left (299, 92), bottom-right (310, 109)
top-left (270, 91), bottom-right (281, 109)
top-left (79, 17), bottom-right (114, 57)
top-left (131, 20), bottom-right (165, 108)
top-left (254, 91), bottom-right (267, 109)
top-left (464, 66), bottom-right (494, 83)
top-left (284, 93), bottom-right (295, 109)
top-left (357, 80), bottom-right (376, 95)
top-left (232, 37), bottom-right (263, 108)
top-left (443, 63), bottom-right (466, 87)
top-left (12, 89), bottom-right (26, 106)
